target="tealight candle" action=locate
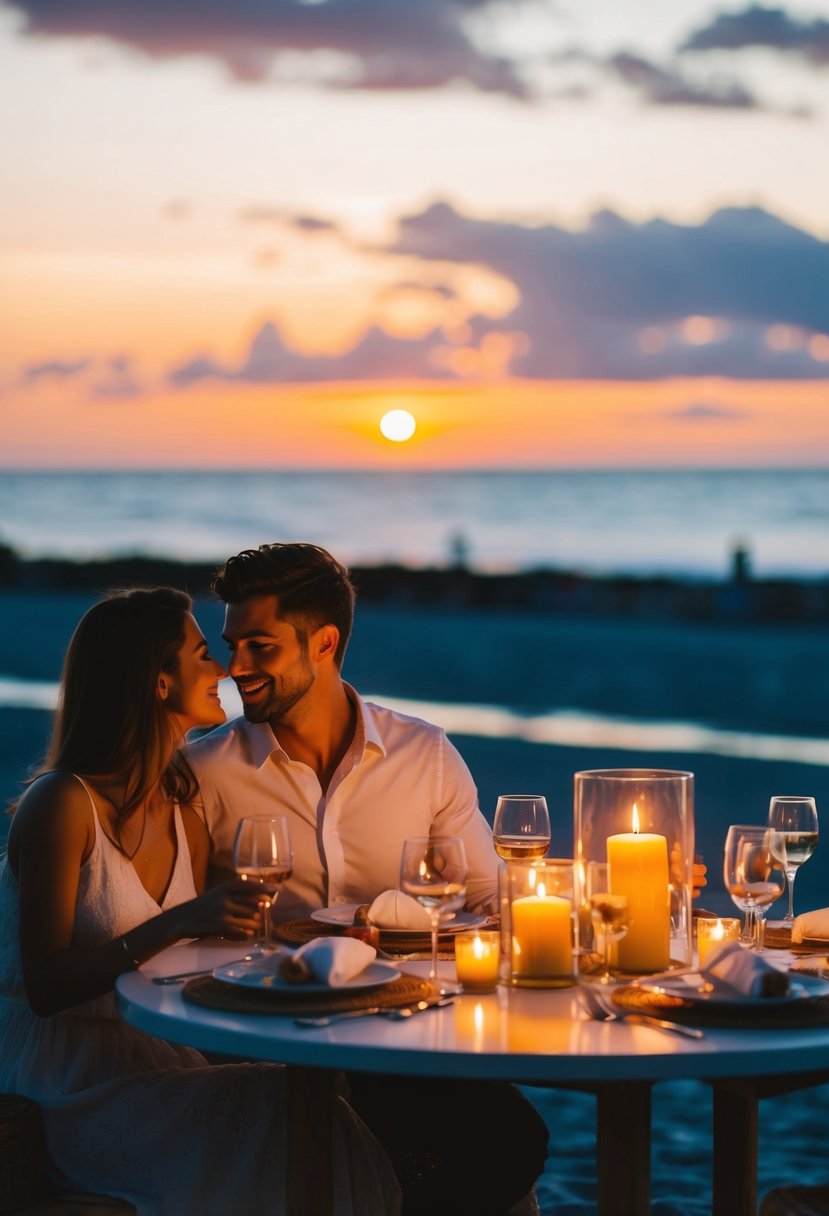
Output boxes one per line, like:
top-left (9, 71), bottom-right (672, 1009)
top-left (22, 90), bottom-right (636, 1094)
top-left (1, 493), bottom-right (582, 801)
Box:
top-left (455, 931), bottom-right (500, 992)
top-left (696, 917), bottom-right (741, 967)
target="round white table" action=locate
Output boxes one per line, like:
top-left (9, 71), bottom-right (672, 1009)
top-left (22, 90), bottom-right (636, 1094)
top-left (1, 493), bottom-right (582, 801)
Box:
top-left (116, 940), bottom-right (829, 1216)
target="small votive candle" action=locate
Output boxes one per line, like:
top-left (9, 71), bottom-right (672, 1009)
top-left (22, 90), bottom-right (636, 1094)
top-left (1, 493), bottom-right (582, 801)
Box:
top-left (455, 930), bottom-right (500, 992)
top-left (696, 917), bottom-right (741, 967)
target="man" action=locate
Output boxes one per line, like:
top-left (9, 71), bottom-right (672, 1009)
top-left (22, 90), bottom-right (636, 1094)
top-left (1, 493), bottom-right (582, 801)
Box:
top-left (187, 543), bottom-right (547, 1216)
top-left (188, 542), bottom-right (498, 921)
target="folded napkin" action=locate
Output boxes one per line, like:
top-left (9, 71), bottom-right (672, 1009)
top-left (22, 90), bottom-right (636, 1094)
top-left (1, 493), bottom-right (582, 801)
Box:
top-left (368, 889), bottom-right (433, 930)
top-left (792, 907), bottom-right (829, 943)
top-left (702, 940), bottom-right (789, 998)
top-left (280, 937), bottom-right (376, 986)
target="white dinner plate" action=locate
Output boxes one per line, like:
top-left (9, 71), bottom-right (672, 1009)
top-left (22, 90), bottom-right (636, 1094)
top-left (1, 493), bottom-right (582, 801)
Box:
top-left (214, 955), bottom-right (399, 994)
top-left (310, 905), bottom-right (487, 935)
top-left (636, 969), bottom-right (829, 1009)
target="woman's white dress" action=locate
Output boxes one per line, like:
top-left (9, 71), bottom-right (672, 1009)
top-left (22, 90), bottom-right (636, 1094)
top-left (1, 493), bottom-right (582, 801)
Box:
top-left (0, 779), bottom-right (399, 1216)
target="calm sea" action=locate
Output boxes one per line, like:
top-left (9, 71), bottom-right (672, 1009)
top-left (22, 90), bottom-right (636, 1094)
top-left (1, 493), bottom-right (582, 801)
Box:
top-left (1, 468), bottom-right (828, 576)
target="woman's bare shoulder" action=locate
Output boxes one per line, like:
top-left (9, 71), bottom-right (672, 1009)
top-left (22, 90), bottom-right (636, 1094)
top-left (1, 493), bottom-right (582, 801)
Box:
top-left (11, 771), bottom-right (95, 847)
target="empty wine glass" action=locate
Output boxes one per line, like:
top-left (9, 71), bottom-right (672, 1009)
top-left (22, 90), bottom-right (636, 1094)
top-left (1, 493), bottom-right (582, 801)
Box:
top-left (492, 796), bottom-right (551, 862)
top-left (400, 836), bottom-right (467, 983)
top-left (585, 862), bottom-right (629, 984)
top-left (723, 824), bottom-right (785, 952)
top-left (232, 816), bottom-right (293, 953)
top-left (767, 796), bottom-right (819, 927)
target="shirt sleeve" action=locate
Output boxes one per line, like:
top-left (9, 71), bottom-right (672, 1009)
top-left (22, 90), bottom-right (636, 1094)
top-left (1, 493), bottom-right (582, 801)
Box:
top-left (433, 734), bottom-right (498, 914)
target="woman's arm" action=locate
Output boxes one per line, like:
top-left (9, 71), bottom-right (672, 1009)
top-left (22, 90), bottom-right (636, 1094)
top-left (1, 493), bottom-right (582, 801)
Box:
top-left (12, 775), bottom-right (261, 1017)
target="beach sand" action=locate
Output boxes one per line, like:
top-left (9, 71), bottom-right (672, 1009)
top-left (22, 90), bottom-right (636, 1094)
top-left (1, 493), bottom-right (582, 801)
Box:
top-left (2, 589), bottom-right (829, 1212)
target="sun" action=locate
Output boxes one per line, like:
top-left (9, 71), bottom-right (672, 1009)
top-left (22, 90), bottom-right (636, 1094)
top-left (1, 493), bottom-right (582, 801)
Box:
top-left (379, 409), bottom-right (417, 443)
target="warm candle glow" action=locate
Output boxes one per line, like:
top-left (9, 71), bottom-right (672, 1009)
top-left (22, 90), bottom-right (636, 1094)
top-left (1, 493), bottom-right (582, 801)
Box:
top-left (696, 917), bottom-right (741, 967)
top-left (455, 930), bottom-right (500, 992)
top-left (607, 808), bottom-right (670, 972)
top-left (632, 803), bottom-right (640, 833)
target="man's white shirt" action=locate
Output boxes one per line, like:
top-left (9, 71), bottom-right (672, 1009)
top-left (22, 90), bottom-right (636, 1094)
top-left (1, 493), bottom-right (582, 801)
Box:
top-left (186, 686), bottom-right (498, 921)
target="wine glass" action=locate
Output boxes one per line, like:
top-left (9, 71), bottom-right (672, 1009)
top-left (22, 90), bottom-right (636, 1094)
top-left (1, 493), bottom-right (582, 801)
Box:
top-left (767, 796), bottom-right (819, 926)
top-left (492, 796), bottom-right (551, 976)
top-left (232, 816), bottom-right (293, 953)
top-left (585, 862), bottom-right (629, 984)
top-left (723, 825), bottom-right (785, 952)
top-left (400, 836), bottom-right (467, 983)
top-left (492, 796), bottom-right (551, 861)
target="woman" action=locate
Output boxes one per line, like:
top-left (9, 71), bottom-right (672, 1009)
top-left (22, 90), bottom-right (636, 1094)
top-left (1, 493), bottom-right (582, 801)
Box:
top-left (0, 587), bottom-right (398, 1215)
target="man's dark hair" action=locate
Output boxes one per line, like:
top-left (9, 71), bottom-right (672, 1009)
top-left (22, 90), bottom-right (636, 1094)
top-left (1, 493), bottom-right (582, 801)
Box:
top-left (212, 543), bottom-right (356, 667)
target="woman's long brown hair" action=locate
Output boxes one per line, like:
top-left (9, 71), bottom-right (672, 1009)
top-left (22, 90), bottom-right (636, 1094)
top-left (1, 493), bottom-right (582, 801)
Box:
top-left (15, 587), bottom-right (199, 849)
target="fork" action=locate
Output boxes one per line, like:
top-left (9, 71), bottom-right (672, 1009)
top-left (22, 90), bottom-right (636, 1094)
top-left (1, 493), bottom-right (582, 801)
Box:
top-left (577, 984), bottom-right (704, 1040)
top-left (294, 996), bottom-right (455, 1028)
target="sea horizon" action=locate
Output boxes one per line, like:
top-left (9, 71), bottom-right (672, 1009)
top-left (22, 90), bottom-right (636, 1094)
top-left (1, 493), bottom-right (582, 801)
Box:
top-left (2, 466), bottom-right (828, 579)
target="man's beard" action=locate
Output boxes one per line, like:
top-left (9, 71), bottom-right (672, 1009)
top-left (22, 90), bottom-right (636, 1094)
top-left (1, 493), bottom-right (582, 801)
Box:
top-left (240, 670), bottom-right (315, 724)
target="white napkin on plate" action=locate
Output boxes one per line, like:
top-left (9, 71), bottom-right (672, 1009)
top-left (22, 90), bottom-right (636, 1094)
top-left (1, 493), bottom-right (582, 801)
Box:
top-left (701, 940), bottom-right (789, 997)
top-left (282, 937), bottom-right (376, 986)
top-left (368, 889), bottom-right (433, 930)
top-left (792, 907), bottom-right (829, 943)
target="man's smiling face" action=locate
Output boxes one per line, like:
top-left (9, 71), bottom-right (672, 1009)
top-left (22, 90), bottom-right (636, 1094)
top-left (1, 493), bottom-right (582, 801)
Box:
top-left (222, 594), bottom-right (316, 725)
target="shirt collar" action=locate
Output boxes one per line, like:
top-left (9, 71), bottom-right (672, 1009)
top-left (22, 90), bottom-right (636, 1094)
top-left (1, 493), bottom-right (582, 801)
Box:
top-left (240, 682), bottom-right (387, 768)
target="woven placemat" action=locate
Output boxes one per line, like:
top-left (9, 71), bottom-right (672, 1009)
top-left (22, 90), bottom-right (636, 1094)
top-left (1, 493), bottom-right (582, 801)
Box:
top-left (273, 918), bottom-right (455, 957)
top-left (182, 971), bottom-right (439, 1016)
top-left (613, 983), bottom-right (829, 1028)
top-left (764, 924), bottom-right (829, 954)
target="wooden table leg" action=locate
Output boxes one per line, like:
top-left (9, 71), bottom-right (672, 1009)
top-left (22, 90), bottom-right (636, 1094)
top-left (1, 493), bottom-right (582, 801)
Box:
top-left (712, 1082), bottom-right (759, 1216)
top-left (595, 1081), bottom-right (653, 1216)
top-left (285, 1065), bottom-right (336, 1216)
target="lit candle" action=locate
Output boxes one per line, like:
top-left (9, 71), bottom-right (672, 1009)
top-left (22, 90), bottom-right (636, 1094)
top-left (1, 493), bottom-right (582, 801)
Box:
top-left (607, 803), bottom-right (670, 972)
top-left (696, 917), bottom-right (741, 967)
top-left (511, 881), bottom-right (573, 985)
top-left (455, 931), bottom-right (500, 992)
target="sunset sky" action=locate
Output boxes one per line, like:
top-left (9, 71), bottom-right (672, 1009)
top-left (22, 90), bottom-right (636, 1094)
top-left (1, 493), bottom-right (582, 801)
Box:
top-left (2, 0), bottom-right (829, 468)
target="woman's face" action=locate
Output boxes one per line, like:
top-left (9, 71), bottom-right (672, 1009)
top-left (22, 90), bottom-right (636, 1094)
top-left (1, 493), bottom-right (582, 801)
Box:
top-left (163, 613), bottom-right (228, 733)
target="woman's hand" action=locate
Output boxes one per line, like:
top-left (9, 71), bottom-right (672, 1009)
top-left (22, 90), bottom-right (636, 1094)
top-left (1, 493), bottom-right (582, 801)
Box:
top-left (170, 879), bottom-right (262, 940)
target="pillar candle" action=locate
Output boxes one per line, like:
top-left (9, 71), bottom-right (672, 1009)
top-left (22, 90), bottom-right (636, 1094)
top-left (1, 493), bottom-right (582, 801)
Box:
top-left (607, 804), bottom-right (670, 972)
top-left (455, 931), bottom-right (500, 992)
top-left (511, 891), bottom-right (572, 981)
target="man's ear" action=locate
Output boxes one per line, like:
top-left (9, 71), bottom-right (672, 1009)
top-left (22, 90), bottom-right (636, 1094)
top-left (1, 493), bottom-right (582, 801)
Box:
top-left (314, 625), bottom-right (340, 664)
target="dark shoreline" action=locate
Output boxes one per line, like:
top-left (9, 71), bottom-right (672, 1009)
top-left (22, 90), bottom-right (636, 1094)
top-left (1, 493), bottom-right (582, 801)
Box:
top-left (1, 544), bottom-right (828, 626)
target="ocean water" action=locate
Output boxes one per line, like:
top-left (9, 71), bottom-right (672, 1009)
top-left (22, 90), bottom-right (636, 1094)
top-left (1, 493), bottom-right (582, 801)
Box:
top-left (1, 467), bottom-right (828, 576)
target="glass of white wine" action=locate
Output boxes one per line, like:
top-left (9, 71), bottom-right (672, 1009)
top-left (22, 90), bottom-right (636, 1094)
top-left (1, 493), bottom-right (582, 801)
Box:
top-left (232, 816), bottom-right (293, 954)
top-left (767, 795), bottom-right (819, 927)
top-left (492, 796), bottom-right (551, 977)
top-left (492, 796), bottom-right (551, 861)
top-left (400, 836), bottom-right (467, 983)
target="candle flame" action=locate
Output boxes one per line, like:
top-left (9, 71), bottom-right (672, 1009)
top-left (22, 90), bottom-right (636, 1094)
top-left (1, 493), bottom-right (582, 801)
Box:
top-left (713, 920), bottom-right (724, 941)
top-left (537, 882), bottom-right (547, 899)
top-left (418, 860), bottom-right (428, 879)
top-left (473, 935), bottom-right (484, 959)
top-left (632, 802), bottom-right (640, 834)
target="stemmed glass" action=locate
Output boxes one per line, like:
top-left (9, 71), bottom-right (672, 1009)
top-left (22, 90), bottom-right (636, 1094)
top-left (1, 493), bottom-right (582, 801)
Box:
top-left (400, 836), bottom-right (467, 983)
top-left (585, 862), bottom-right (629, 984)
top-left (492, 796), bottom-right (551, 976)
top-left (492, 796), bottom-right (551, 861)
top-left (723, 824), bottom-right (785, 952)
top-left (767, 796), bottom-right (819, 926)
top-left (232, 816), bottom-right (293, 954)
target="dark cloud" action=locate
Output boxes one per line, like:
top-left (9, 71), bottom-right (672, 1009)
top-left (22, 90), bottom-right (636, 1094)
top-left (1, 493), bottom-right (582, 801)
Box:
top-left (166, 200), bottom-right (829, 384)
top-left (8, 0), bottom-right (529, 97)
top-left (666, 401), bottom-right (748, 421)
top-left (386, 200), bottom-right (829, 379)
top-left (681, 5), bottom-right (829, 65)
top-left (169, 319), bottom-right (452, 385)
top-left (608, 50), bottom-right (760, 109)
top-left (21, 358), bottom-right (91, 381)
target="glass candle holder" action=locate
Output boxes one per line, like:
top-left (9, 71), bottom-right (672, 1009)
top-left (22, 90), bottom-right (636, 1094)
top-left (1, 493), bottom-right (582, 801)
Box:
top-left (508, 860), bottom-right (575, 989)
top-left (696, 917), bottom-right (741, 967)
top-left (455, 930), bottom-right (500, 992)
top-left (574, 769), bottom-right (694, 977)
